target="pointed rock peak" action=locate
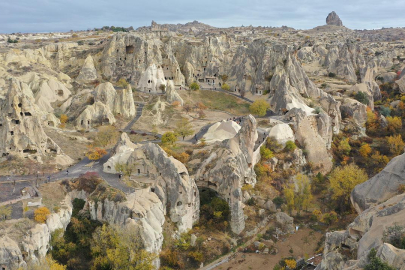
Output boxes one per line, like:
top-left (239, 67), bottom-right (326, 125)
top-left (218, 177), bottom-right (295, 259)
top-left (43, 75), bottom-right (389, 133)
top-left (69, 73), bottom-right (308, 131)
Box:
top-left (326, 11), bottom-right (343, 26)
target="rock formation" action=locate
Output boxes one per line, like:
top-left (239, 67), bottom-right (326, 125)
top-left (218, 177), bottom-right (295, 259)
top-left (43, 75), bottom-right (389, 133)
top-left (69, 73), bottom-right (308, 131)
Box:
top-left (76, 55), bottom-right (98, 83)
top-left (194, 115), bottom-right (258, 234)
top-left (104, 133), bottom-right (199, 233)
top-left (326, 11), bottom-right (343, 26)
top-left (351, 152), bottom-right (405, 213)
top-left (0, 78), bottom-right (72, 165)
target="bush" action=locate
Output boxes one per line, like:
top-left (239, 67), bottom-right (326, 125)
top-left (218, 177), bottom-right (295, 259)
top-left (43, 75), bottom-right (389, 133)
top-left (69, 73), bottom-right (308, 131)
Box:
top-left (272, 197), bottom-right (284, 207)
top-left (285, 141), bottom-right (297, 152)
top-left (189, 81), bottom-right (200, 91)
top-left (260, 146), bottom-right (274, 160)
top-left (380, 106), bottom-right (391, 117)
top-left (77, 40), bottom-right (84, 45)
top-left (34, 207), bottom-right (51, 223)
top-left (354, 91), bottom-right (369, 105)
top-left (364, 248), bottom-right (395, 270)
top-left (221, 83), bottom-right (230, 91)
top-left (328, 72), bottom-right (336, 78)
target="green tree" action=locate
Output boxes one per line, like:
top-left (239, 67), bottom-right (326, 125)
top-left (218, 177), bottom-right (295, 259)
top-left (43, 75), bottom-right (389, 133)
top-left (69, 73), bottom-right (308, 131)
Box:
top-left (249, 99), bottom-right (270, 117)
top-left (161, 132), bottom-right (177, 145)
top-left (337, 137), bottom-right (351, 157)
top-left (189, 82), bottom-right (200, 91)
top-left (365, 248), bottom-right (395, 270)
top-left (329, 164), bottom-right (368, 212)
top-left (176, 119), bottom-right (194, 140)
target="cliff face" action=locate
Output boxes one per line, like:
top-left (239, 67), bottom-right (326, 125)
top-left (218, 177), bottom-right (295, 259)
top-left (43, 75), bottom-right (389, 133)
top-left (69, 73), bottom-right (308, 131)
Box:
top-left (0, 190), bottom-right (86, 270)
top-left (317, 154), bottom-right (405, 270)
top-left (0, 78), bottom-right (73, 165)
top-left (194, 115), bottom-right (258, 234)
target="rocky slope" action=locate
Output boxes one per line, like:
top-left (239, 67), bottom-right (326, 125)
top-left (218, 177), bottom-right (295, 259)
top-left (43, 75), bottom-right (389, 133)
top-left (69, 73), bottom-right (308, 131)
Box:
top-left (317, 153), bottom-right (405, 269)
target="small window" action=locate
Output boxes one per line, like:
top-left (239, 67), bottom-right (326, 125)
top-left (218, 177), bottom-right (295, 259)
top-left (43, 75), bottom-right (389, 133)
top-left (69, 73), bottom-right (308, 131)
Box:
top-left (177, 201), bottom-right (182, 206)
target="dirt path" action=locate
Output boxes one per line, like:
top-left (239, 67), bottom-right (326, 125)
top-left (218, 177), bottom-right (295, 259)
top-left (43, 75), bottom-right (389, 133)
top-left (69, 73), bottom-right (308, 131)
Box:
top-left (209, 228), bottom-right (323, 270)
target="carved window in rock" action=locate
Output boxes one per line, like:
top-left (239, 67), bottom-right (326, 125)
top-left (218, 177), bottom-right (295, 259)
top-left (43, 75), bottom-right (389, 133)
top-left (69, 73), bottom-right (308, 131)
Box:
top-left (177, 201), bottom-right (182, 206)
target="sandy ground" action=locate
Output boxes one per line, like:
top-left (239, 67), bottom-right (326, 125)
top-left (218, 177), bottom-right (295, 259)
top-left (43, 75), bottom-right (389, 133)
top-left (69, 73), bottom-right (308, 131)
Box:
top-left (213, 228), bottom-right (323, 270)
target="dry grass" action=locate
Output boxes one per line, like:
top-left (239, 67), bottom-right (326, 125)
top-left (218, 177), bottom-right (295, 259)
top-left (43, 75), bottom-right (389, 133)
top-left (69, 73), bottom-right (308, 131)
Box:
top-left (39, 182), bottom-right (66, 212)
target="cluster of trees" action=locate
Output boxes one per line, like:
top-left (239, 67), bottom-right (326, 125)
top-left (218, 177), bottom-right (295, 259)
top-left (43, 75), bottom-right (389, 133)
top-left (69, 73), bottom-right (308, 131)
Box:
top-left (50, 198), bottom-right (154, 270)
top-left (7, 37), bottom-right (19, 43)
top-left (161, 118), bottom-right (194, 144)
top-left (283, 174), bottom-right (312, 214)
top-left (199, 189), bottom-right (230, 231)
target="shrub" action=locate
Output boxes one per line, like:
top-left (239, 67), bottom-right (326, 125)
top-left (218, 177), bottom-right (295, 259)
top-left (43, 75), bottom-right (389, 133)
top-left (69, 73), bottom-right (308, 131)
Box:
top-left (364, 248), bottom-right (395, 270)
top-left (313, 107), bottom-right (321, 114)
top-left (34, 207), bottom-right (51, 223)
top-left (380, 106), bottom-right (391, 117)
top-left (260, 146), bottom-right (274, 160)
top-left (272, 197), bottom-right (284, 207)
top-left (189, 81), bottom-right (200, 91)
top-left (77, 40), bottom-right (84, 45)
top-left (221, 83), bottom-right (230, 91)
top-left (117, 78), bottom-right (129, 88)
top-left (285, 141), bottom-right (297, 152)
top-left (354, 91), bottom-right (369, 105)
top-left (328, 72), bottom-right (336, 78)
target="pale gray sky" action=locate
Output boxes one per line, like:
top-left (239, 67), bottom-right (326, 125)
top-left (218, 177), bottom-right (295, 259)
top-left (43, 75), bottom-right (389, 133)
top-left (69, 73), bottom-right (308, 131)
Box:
top-left (1, 0), bottom-right (405, 33)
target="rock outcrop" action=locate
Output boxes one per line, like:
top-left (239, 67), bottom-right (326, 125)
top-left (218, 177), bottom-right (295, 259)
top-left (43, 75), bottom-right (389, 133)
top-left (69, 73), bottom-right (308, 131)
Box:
top-left (351, 152), bottom-right (405, 213)
top-left (104, 134), bottom-right (199, 233)
top-left (76, 55), bottom-right (98, 83)
top-left (165, 80), bottom-right (183, 105)
top-left (326, 11), bottom-right (343, 26)
top-left (93, 82), bottom-right (136, 118)
top-left (194, 115), bottom-right (258, 234)
top-left (0, 78), bottom-right (72, 164)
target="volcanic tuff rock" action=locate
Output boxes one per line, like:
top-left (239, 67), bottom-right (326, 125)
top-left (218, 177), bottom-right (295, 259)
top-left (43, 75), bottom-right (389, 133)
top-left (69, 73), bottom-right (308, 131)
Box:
top-left (88, 189), bottom-right (165, 267)
top-left (351, 152), bottom-right (405, 213)
top-left (0, 190), bottom-right (87, 270)
top-left (326, 11), bottom-right (343, 26)
top-left (104, 133), bottom-right (199, 233)
top-left (165, 80), bottom-right (183, 105)
top-left (194, 115), bottom-right (258, 234)
top-left (93, 82), bottom-right (136, 118)
top-left (76, 54), bottom-right (98, 83)
top-left (0, 78), bottom-right (72, 164)
top-left (316, 193), bottom-right (405, 270)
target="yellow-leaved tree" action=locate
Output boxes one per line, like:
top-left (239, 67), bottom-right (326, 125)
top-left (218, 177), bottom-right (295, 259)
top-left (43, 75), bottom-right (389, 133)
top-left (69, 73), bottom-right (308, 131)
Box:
top-left (329, 164), bottom-right (368, 212)
top-left (86, 147), bottom-right (107, 161)
top-left (249, 99), bottom-right (270, 117)
top-left (359, 143), bottom-right (372, 158)
top-left (34, 207), bottom-right (51, 223)
top-left (387, 134), bottom-right (405, 156)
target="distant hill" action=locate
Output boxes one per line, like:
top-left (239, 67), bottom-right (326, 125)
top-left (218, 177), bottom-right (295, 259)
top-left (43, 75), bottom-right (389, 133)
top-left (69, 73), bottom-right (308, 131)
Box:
top-left (137, 20), bottom-right (215, 33)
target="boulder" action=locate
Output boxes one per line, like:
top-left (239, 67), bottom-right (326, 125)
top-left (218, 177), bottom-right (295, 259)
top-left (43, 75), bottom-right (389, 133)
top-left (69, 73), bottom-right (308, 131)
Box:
top-left (268, 123), bottom-right (294, 146)
top-left (203, 120), bottom-right (241, 143)
top-left (275, 212), bottom-right (295, 234)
